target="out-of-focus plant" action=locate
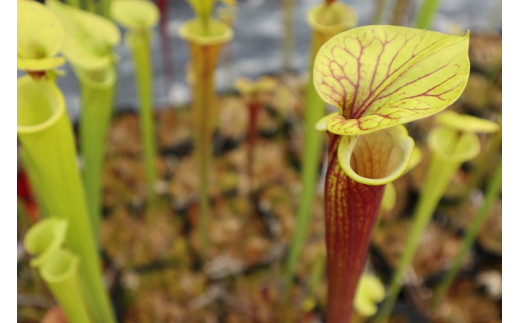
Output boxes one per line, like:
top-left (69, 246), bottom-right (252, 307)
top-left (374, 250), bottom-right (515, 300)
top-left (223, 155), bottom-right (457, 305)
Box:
top-left (99, 0), bottom-right (112, 18)
top-left (416, 0), bottom-right (441, 29)
top-left (111, 0), bottom-right (160, 207)
top-left (432, 161), bottom-right (501, 308)
top-left (18, 152), bottom-right (46, 221)
top-left (17, 76), bottom-right (115, 323)
top-left (178, 0), bottom-right (233, 258)
top-left (282, 0), bottom-right (294, 71)
top-left (354, 274), bottom-right (385, 318)
top-left (311, 25), bottom-right (470, 322)
top-left (429, 114), bottom-right (501, 308)
top-left (17, 0), bottom-right (66, 76)
top-left (156, 0), bottom-right (173, 91)
top-left (217, 0), bottom-right (237, 87)
top-left (391, 0), bottom-right (411, 26)
top-left (24, 218), bottom-right (91, 323)
top-left (372, 0), bottom-right (389, 24)
top-left (283, 0), bottom-right (357, 296)
top-left (17, 0), bottom-right (66, 219)
top-left (300, 250), bottom-right (326, 312)
top-left (235, 76), bottom-right (277, 192)
top-left (47, 0), bottom-right (120, 239)
top-left (378, 110), bottom-right (499, 321)
top-left (17, 2), bottom-right (115, 321)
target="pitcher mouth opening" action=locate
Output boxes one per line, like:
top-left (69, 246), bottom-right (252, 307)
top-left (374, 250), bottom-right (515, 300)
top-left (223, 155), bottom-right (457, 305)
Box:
top-left (17, 75), bottom-right (65, 134)
top-left (178, 18), bottom-right (234, 46)
top-left (306, 2), bottom-right (357, 34)
top-left (337, 125), bottom-right (414, 186)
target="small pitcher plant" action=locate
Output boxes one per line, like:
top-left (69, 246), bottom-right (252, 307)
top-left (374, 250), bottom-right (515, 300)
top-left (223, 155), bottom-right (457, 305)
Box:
top-left (235, 76), bottom-right (277, 193)
top-left (24, 218), bottom-right (91, 323)
top-left (178, 0), bottom-right (233, 258)
top-left (311, 25), bottom-right (470, 322)
top-left (378, 110), bottom-right (499, 320)
top-left (111, 0), bottom-right (160, 206)
top-left (432, 158), bottom-right (501, 308)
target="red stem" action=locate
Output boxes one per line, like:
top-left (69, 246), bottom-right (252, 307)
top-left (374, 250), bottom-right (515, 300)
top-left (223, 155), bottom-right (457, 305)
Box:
top-left (17, 168), bottom-right (40, 222)
top-left (247, 101), bottom-right (260, 183)
top-left (157, 0), bottom-right (173, 91)
top-left (324, 134), bottom-right (385, 323)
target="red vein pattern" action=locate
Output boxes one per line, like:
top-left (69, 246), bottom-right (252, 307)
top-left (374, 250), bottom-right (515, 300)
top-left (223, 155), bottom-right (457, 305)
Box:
top-left (313, 25), bottom-right (470, 135)
top-left (324, 134), bottom-right (385, 323)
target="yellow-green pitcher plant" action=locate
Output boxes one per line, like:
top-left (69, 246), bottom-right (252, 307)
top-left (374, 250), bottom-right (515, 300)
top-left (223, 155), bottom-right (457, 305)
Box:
top-left (111, 0), bottom-right (160, 207)
top-left (431, 156), bottom-right (501, 309)
top-left (17, 2), bottom-right (114, 321)
top-left (47, 0), bottom-right (121, 239)
top-left (24, 218), bottom-right (91, 323)
top-left (311, 25), bottom-right (470, 322)
top-left (283, 0), bottom-right (357, 296)
top-left (178, 0), bottom-right (233, 258)
top-left (377, 110), bottom-right (499, 321)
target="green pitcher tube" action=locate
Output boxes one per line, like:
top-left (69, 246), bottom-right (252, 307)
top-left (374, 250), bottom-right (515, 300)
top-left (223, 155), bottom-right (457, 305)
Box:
top-left (378, 127), bottom-right (481, 322)
top-left (45, 0), bottom-right (121, 238)
top-left (17, 76), bottom-right (115, 323)
top-left (431, 158), bottom-right (502, 307)
top-left (111, 0), bottom-right (160, 206)
top-left (40, 250), bottom-right (92, 323)
top-left (126, 29), bottom-right (158, 204)
top-left (77, 66), bottom-right (117, 238)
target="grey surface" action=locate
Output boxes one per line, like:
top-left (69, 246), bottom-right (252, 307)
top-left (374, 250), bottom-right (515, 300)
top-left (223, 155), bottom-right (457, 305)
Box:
top-left (55, 0), bottom-right (502, 121)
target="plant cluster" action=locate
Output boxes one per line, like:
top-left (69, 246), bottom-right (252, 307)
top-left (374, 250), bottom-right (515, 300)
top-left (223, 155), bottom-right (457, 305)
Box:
top-left (17, 0), bottom-right (501, 322)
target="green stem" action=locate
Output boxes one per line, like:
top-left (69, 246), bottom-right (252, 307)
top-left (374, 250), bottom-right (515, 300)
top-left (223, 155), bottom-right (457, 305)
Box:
top-left (416, 0), bottom-right (441, 29)
top-left (391, 0), bottom-right (411, 26)
top-left (282, 62), bottom-right (324, 297)
top-left (376, 145), bottom-right (464, 322)
top-left (431, 159), bottom-right (501, 308)
top-left (127, 30), bottom-right (157, 207)
top-left (461, 130), bottom-right (501, 201)
top-left (78, 66), bottom-right (116, 240)
top-left (17, 76), bottom-right (115, 323)
top-left (372, 0), bottom-right (389, 24)
top-left (306, 250), bottom-right (326, 299)
top-left (40, 250), bottom-right (92, 323)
